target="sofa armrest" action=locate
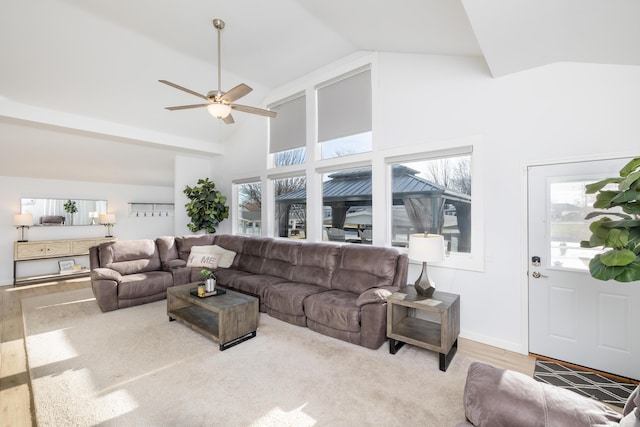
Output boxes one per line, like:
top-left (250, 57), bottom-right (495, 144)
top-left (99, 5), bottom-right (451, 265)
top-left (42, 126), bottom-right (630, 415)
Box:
top-left (356, 286), bottom-right (395, 307)
top-left (461, 361), bottom-right (622, 427)
top-left (90, 268), bottom-right (121, 312)
top-left (91, 267), bottom-right (122, 282)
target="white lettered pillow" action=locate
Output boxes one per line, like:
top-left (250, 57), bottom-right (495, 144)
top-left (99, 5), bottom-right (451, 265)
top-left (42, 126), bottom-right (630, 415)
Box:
top-left (210, 245), bottom-right (236, 268)
top-left (186, 246), bottom-right (219, 269)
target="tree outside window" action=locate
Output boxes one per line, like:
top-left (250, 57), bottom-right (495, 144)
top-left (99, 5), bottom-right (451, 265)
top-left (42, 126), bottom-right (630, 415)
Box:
top-left (236, 181), bottom-right (262, 235)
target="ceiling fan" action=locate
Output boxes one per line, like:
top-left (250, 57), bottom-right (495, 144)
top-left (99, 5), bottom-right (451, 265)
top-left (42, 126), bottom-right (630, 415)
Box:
top-left (159, 18), bottom-right (276, 124)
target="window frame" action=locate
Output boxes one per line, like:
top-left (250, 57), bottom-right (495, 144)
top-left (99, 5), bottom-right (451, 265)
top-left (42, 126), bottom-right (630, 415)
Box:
top-left (384, 140), bottom-right (485, 272)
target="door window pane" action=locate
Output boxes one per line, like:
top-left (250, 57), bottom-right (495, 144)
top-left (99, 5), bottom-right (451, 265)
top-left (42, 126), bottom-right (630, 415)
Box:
top-left (390, 156), bottom-right (471, 253)
top-left (549, 180), bottom-right (617, 270)
top-left (236, 181), bottom-right (262, 235)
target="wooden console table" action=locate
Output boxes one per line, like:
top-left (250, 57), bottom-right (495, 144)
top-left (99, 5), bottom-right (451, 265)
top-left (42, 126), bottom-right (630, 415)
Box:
top-left (387, 286), bottom-right (460, 371)
top-left (13, 237), bottom-right (115, 286)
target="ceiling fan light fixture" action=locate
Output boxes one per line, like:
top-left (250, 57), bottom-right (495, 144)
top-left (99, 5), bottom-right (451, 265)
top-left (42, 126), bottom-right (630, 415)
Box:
top-left (207, 103), bottom-right (231, 118)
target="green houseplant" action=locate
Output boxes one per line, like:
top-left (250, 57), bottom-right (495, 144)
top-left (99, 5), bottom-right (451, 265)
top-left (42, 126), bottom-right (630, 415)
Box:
top-left (64, 199), bottom-right (78, 214)
top-left (580, 157), bottom-right (640, 282)
top-left (63, 199), bottom-right (78, 225)
top-left (184, 178), bottom-right (229, 233)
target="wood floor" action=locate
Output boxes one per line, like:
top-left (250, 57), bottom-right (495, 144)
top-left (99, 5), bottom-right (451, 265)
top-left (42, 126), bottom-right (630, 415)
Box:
top-left (0, 278), bottom-right (535, 427)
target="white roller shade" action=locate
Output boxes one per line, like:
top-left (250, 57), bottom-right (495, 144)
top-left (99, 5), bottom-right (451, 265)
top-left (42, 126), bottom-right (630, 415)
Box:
top-left (269, 94), bottom-right (306, 154)
top-left (317, 69), bottom-right (371, 143)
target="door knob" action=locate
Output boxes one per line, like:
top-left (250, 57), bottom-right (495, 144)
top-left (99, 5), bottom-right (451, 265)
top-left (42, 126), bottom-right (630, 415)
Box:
top-left (532, 271), bottom-right (548, 278)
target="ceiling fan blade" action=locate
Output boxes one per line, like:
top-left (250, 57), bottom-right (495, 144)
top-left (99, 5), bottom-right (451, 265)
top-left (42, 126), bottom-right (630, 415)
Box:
top-left (220, 83), bottom-right (252, 103)
top-left (222, 114), bottom-right (235, 124)
top-left (231, 104), bottom-right (277, 118)
top-left (159, 80), bottom-right (209, 101)
top-left (165, 103), bottom-right (210, 111)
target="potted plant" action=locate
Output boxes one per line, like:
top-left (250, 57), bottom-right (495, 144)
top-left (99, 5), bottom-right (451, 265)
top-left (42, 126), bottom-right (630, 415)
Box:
top-left (201, 269), bottom-right (216, 292)
top-left (580, 157), bottom-right (640, 282)
top-left (184, 178), bottom-right (230, 233)
top-left (64, 199), bottom-right (78, 225)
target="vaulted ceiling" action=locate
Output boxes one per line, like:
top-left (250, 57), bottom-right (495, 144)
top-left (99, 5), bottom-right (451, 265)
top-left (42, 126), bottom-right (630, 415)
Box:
top-left (1, 0), bottom-right (639, 186)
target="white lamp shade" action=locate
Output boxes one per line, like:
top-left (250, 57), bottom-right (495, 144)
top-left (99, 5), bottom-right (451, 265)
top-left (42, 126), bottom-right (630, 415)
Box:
top-left (88, 211), bottom-right (98, 218)
top-left (99, 213), bottom-right (116, 225)
top-left (408, 234), bottom-right (445, 263)
top-left (207, 103), bottom-right (231, 118)
top-left (14, 213), bottom-right (33, 226)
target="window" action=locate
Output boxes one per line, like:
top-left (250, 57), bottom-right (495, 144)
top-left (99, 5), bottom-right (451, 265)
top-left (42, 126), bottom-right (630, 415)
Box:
top-left (321, 167), bottom-right (373, 243)
top-left (269, 94), bottom-right (306, 167)
top-left (273, 175), bottom-right (307, 239)
top-left (390, 154), bottom-right (472, 254)
top-left (235, 181), bottom-right (262, 235)
top-left (317, 68), bottom-right (372, 159)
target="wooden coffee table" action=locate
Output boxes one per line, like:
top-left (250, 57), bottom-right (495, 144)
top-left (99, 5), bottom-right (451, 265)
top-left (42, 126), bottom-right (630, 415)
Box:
top-left (167, 283), bottom-right (259, 351)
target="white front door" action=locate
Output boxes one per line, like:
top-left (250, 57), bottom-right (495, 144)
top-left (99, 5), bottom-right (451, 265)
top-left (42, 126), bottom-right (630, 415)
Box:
top-left (528, 158), bottom-right (640, 380)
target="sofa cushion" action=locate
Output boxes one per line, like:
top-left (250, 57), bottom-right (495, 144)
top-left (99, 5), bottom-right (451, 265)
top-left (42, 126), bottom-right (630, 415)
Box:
top-left (117, 271), bottom-right (174, 300)
top-left (261, 240), bottom-right (301, 280)
top-left (331, 245), bottom-right (400, 294)
top-left (290, 243), bottom-right (339, 288)
top-left (462, 361), bottom-right (622, 427)
top-left (175, 234), bottom-right (216, 261)
top-left (264, 282), bottom-right (328, 317)
top-left (215, 235), bottom-right (247, 268)
top-left (304, 290), bottom-right (361, 333)
top-left (98, 240), bottom-right (161, 275)
top-left (236, 237), bottom-right (272, 274)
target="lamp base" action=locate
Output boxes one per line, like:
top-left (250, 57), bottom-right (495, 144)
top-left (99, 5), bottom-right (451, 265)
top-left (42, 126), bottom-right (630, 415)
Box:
top-left (415, 282), bottom-right (435, 297)
top-left (414, 261), bottom-right (436, 297)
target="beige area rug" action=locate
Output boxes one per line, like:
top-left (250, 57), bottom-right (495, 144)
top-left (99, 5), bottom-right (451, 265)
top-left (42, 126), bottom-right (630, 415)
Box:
top-left (22, 288), bottom-right (473, 426)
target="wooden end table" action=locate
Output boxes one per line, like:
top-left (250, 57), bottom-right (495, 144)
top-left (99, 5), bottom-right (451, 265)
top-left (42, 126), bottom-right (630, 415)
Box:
top-left (387, 286), bottom-right (460, 371)
top-left (167, 283), bottom-right (259, 351)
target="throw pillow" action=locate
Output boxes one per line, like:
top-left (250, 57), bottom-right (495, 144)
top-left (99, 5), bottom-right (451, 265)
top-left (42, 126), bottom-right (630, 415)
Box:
top-left (210, 245), bottom-right (236, 268)
top-left (186, 246), bottom-right (218, 269)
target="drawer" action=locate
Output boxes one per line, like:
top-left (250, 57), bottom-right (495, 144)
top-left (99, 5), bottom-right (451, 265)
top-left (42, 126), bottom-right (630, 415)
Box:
top-left (16, 243), bottom-right (46, 260)
top-left (72, 240), bottom-right (97, 255)
top-left (44, 241), bottom-right (72, 257)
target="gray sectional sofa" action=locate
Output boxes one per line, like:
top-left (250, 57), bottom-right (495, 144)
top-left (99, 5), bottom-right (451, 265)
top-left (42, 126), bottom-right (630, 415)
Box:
top-left (90, 234), bottom-right (408, 349)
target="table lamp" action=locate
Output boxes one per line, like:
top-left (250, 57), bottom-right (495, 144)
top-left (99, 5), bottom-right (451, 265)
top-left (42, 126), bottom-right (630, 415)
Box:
top-left (408, 233), bottom-right (445, 297)
top-left (14, 213), bottom-right (34, 242)
top-left (99, 213), bottom-right (116, 237)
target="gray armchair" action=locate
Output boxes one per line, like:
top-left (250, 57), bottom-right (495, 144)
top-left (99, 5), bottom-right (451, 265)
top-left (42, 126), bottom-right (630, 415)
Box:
top-left (456, 361), bottom-right (638, 427)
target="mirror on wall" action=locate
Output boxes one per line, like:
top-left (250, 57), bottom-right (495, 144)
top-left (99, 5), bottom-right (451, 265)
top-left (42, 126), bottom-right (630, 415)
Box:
top-left (21, 198), bottom-right (108, 226)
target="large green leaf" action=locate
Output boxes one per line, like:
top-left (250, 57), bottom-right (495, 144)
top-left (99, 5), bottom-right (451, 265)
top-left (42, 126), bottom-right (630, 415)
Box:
top-left (593, 191), bottom-right (619, 208)
top-left (599, 248), bottom-right (636, 266)
top-left (585, 178), bottom-right (621, 194)
top-left (589, 255), bottom-right (624, 280)
top-left (613, 261), bottom-right (640, 282)
top-left (619, 157), bottom-right (640, 177)
top-left (619, 171), bottom-right (640, 192)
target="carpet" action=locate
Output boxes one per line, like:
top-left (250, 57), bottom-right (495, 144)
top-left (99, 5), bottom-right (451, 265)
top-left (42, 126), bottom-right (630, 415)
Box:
top-left (22, 288), bottom-right (473, 426)
top-left (534, 359), bottom-right (637, 408)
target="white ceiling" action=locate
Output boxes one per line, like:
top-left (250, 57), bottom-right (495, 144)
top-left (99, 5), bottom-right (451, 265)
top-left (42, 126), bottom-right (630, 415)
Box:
top-left (1, 0), bottom-right (639, 186)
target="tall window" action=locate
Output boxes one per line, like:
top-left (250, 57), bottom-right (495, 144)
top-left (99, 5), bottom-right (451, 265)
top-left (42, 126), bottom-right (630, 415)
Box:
top-left (273, 175), bottom-right (307, 239)
top-left (317, 68), bottom-right (372, 159)
top-left (390, 154), bottom-right (472, 254)
top-left (269, 94), bottom-right (306, 167)
top-left (322, 167), bottom-right (373, 243)
top-left (236, 181), bottom-right (262, 235)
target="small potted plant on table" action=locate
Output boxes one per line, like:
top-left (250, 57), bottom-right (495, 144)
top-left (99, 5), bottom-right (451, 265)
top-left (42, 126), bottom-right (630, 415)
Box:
top-left (201, 269), bottom-right (217, 292)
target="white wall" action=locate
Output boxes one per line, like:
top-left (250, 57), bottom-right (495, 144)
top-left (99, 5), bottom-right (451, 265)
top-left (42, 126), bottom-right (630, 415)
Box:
top-left (1, 176), bottom-right (174, 285)
top-left (214, 52), bottom-right (640, 353)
